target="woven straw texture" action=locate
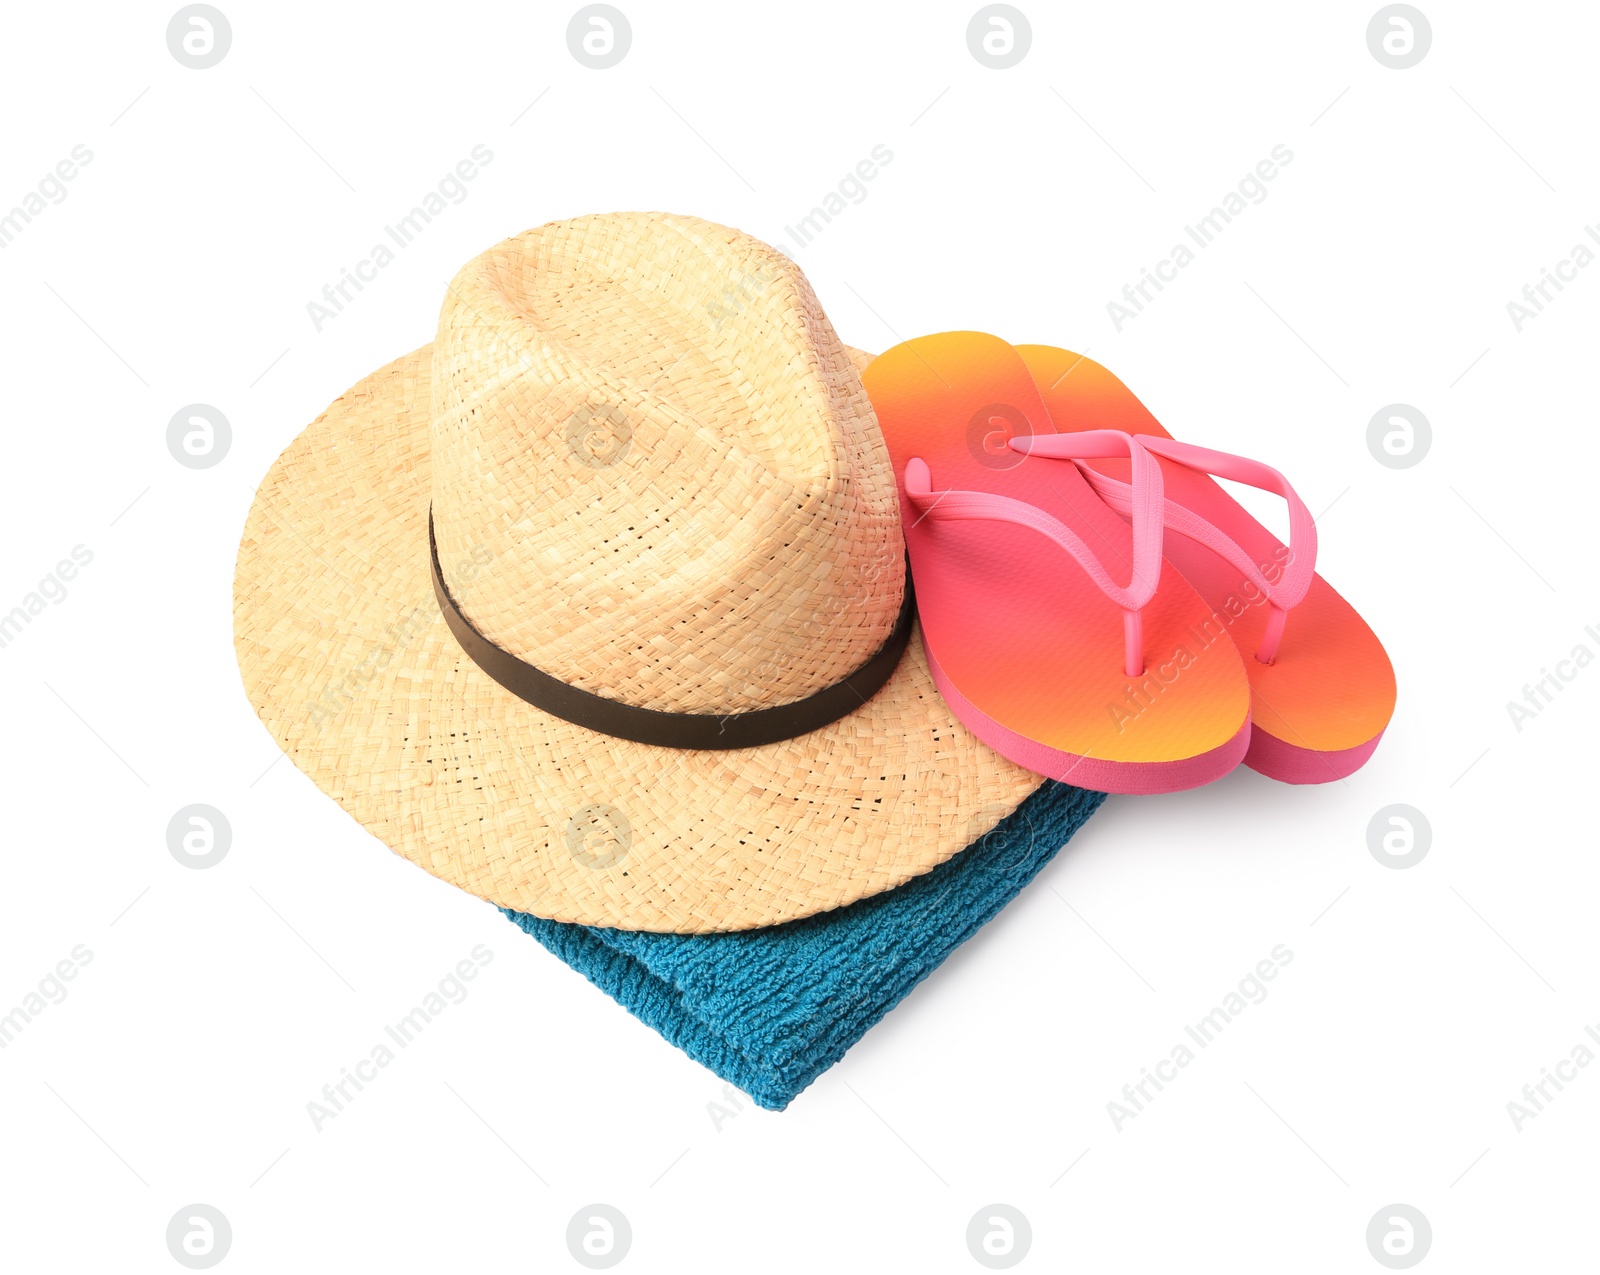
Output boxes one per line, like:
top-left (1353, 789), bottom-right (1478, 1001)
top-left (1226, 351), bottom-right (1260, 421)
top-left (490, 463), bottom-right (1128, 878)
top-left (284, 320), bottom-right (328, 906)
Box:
top-left (233, 213), bottom-right (1040, 933)
top-left (432, 213), bottom-right (904, 711)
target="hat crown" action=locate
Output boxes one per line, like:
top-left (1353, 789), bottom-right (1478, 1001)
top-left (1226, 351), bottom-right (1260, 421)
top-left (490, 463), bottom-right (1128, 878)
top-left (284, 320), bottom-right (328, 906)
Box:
top-left (428, 213), bottom-right (905, 716)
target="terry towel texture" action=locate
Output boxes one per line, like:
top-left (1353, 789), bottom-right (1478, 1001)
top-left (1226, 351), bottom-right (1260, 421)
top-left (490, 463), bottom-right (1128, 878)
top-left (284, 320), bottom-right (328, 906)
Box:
top-left (503, 781), bottom-right (1104, 1110)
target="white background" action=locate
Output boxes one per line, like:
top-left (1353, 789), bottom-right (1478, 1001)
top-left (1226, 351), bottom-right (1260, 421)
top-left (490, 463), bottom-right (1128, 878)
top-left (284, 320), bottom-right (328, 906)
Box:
top-left (2, 1), bottom-right (1595, 1270)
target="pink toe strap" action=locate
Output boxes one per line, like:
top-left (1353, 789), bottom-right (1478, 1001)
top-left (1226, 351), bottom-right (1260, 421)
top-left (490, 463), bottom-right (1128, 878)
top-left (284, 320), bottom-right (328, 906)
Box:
top-left (904, 430), bottom-right (1163, 676)
top-left (1012, 432), bottom-right (1318, 664)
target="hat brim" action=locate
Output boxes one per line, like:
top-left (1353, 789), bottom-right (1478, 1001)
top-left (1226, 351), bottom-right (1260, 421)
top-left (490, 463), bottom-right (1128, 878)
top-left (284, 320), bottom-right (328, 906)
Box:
top-left (233, 344), bottom-right (1043, 932)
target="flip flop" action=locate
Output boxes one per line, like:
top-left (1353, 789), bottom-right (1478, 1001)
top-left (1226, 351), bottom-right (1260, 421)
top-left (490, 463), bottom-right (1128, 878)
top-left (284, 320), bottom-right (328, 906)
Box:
top-left (861, 332), bottom-right (1251, 795)
top-left (1012, 343), bottom-right (1395, 783)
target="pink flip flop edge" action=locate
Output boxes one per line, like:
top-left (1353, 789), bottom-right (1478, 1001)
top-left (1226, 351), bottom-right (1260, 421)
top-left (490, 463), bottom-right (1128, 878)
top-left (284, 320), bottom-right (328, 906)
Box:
top-left (923, 639), bottom-right (1251, 796)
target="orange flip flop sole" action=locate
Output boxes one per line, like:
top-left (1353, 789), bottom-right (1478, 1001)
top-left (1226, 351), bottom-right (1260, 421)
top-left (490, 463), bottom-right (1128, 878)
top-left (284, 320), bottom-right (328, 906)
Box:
top-left (1015, 343), bottom-right (1396, 783)
top-left (864, 333), bottom-right (1252, 794)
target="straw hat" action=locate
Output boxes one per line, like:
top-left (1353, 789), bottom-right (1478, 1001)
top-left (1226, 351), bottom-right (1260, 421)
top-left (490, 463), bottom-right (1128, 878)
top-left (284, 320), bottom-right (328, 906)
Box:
top-left (234, 212), bottom-right (1039, 932)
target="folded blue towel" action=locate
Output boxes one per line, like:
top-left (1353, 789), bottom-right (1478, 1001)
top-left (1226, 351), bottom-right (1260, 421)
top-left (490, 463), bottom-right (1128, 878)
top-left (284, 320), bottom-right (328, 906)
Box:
top-left (503, 780), bottom-right (1103, 1110)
